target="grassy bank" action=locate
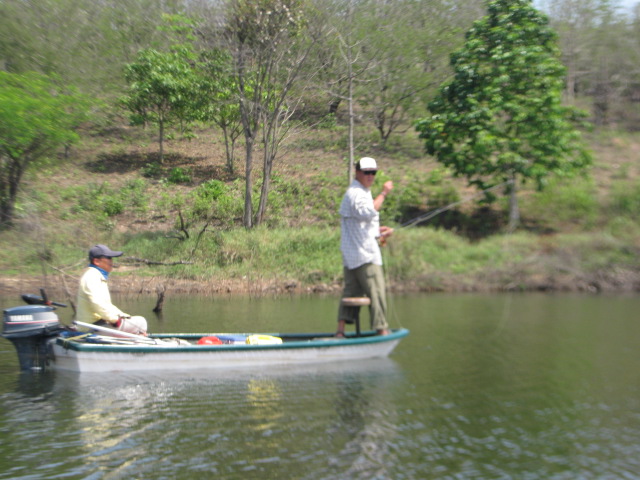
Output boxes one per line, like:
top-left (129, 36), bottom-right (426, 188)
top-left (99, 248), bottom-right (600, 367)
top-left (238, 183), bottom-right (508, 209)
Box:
top-left (0, 124), bottom-right (639, 299)
top-left (1, 225), bottom-right (638, 301)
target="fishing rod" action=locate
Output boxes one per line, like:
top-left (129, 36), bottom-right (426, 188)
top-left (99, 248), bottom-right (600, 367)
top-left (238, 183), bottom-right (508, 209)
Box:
top-left (382, 178), bottom-right (513, 328)
top-left (399, 179), bottom-right (514, 229)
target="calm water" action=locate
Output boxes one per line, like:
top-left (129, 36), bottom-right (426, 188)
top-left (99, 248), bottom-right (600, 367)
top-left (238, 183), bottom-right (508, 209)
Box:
top-left (1, 293), bottom-right (639, 479)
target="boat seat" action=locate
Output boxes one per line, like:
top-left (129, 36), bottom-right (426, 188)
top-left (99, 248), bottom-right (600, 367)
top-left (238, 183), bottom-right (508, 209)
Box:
top-left (341, 297), bottom-right (371, 336)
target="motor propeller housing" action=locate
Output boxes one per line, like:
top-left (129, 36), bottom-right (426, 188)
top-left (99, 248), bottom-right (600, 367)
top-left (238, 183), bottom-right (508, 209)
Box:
top-left (2, 294), bottom-right (64, 371)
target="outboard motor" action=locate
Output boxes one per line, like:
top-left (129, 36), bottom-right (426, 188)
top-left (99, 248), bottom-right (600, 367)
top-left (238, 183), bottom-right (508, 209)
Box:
top-left (2, 291), bottom-right (66, 371)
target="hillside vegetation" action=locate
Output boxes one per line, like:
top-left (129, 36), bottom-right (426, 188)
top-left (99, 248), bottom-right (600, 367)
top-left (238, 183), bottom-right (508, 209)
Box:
top-left (0, 121), bottom-right (638, 300)
top-left (1, 0), bottom-right (639, 300)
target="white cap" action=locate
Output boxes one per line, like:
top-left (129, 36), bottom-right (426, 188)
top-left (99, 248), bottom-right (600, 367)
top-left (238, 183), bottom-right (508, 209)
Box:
top-left (357, 157), bottom-right (377, 170)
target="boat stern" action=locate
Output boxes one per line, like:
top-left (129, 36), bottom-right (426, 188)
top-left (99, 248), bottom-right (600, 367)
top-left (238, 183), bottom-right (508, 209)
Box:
top-left (2, 305), bottom-right (63, 371)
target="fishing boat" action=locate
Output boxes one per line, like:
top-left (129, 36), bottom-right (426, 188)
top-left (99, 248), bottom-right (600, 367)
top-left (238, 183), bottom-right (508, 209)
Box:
top-left (2, 293), bottom-right (409, 373)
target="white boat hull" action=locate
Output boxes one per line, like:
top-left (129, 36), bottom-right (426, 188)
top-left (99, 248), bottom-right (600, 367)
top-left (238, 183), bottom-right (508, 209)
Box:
top-left (49, 330), bottom-right (409, 373)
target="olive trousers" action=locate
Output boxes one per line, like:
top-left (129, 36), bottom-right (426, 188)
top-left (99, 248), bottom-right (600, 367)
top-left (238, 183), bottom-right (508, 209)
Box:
top-left (337, 263), bottom-right (388, 331)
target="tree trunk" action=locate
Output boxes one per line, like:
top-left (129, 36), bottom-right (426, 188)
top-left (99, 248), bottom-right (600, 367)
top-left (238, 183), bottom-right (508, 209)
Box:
top-left (256, 151), bottom-right (273, 226)
top-left (328, 97), bottom-right (341, 115)
top-left (0, 201), bottom-right (14, 228)
top-left (507, 176), bottom-right (519, 232)
top-left (347, 42), bottom-right (355, 186)
top-left (0, 159), bottom-right (25, 228)
top-left (159, 118), bottom-right (165, 163)
top-left (222, 125), bottom-right (234, 175)
top-left (243, 139), bottom-right (254, 228)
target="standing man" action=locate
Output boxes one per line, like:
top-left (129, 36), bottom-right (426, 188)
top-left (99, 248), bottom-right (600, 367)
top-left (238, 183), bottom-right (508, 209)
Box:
top-left (336, 157), bottom-right (394, 337)
top-left (76, 244), bottom-right (148, 335)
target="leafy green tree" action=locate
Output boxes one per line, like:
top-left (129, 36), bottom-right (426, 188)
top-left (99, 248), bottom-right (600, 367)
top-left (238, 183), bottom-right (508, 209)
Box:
top-left (121, 15), bottom-right (201, 163)
top-left (0, 72), bottom-right (90, 228)
top-left (122, 48), bottom-right (198, 162)
top-left (196, 49), bottom-right (243, 175)
top-left (416, 0), bottom-right (592, 231)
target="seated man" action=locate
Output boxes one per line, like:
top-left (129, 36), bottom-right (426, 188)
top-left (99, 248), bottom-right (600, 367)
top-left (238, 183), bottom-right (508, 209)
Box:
top-left (76, 244), bottom-right (147, 335)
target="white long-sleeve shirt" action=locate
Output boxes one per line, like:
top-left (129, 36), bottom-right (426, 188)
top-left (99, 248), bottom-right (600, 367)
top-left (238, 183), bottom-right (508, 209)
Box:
top-left (339, 179), bottom-right (382, 269)
top-left (76, 266), bottom-right (127, 323)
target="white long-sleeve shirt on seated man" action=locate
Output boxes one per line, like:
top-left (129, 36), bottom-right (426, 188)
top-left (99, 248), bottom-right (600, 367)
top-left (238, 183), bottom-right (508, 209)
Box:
top-left (76, 244), bottom-right (147, 335)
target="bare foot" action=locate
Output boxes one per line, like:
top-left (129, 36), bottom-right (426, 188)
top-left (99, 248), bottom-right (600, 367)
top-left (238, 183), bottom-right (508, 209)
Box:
top-left (376, 329), bottom-right (390, 336)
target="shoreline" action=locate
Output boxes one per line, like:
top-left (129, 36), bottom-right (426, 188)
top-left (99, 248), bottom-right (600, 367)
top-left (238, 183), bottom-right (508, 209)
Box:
top-left (2, 267), bottom-right (639, 301)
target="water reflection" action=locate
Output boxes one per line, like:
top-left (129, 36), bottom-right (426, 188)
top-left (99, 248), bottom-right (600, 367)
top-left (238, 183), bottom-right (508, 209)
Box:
top-left (327, 370), bottom-right (400, 480)
top-left (13, 371), bottom-right (57, 399)
top-left (246, 378), bottom-right (285, 438)
top-left (0, 357), bottom-right (403, 479)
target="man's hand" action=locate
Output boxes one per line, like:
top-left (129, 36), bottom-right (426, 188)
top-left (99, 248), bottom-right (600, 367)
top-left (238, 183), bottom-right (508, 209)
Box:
top-left (379, 226), bottom-right (394, 246)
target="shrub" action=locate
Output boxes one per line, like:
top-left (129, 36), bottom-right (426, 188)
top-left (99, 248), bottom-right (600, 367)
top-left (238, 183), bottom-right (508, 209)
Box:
top-left (608, 180), bottom-right (640, 216)
top-left (520, 177), bottom-right (598, 229)
top-left (167, 167), bottom-right (192, 184)
top-left (102, 197), bottom-right (124, 216)
top-left (383, 168), bottom-right (460, 227)
top-left (122, 178), bottom-right (149, 211)
top-left (190, 180), bottom-right (230, 219)
top-left (142, 162), bottom-right (162, 178)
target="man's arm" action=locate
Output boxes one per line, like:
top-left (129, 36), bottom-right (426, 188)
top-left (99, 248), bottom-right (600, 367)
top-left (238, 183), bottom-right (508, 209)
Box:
top-left (373, 180), bottom-right (393, 211)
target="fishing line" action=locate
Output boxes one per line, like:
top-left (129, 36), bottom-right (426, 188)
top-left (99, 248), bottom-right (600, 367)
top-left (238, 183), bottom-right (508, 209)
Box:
top-left (382, 243), bottom-right (403, 330)
top-left (382, 179), bottom-right (513, 329)
top-left (490, 293), bottom-right (513, 338)
top-left (400, 179), bottom-right (513, 230)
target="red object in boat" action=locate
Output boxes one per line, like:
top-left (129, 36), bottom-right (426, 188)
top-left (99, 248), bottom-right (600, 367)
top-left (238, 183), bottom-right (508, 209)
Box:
top-left (197, 336), bottom-right (222, 345)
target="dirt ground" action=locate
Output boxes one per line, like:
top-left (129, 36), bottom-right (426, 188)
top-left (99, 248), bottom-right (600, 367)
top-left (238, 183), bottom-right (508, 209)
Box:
top-left (2, 265), bottom-right (638, 306)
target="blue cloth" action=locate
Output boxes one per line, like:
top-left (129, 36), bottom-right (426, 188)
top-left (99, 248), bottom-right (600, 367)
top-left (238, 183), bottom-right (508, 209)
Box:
top-left (89, 264), bottom-right (109, 280)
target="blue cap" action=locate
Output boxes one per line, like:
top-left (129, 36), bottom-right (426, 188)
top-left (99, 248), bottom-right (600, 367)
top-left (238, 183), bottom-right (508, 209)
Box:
top-left (89, 244), bottom-right (123, 260)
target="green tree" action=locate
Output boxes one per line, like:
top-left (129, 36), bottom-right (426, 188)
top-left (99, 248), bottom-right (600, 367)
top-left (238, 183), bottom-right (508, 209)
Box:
top-left (0, 72), bottom-right (90, 228)
top-left (122, 48), bottom-right (198, 162)
top-left (416, 0), bottom-right (592, 231)
top-left (121, 14), bottom-right (201, 163)
top-left (196, 49), bottom-right (243, 175)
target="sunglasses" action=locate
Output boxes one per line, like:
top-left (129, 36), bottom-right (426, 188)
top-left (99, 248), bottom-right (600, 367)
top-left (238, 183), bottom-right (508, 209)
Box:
top-left (362, 170), bottom-right (377, 176)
